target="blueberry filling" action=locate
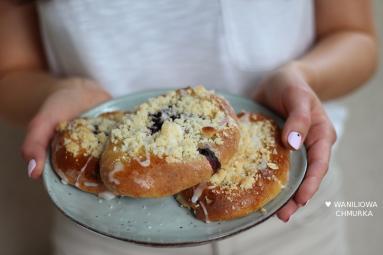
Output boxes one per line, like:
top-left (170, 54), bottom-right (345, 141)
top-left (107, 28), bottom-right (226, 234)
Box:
top-left (148, 107), bottom-right (181, 134)
top-left (148, 111), bottom-right (163, 134)
top-left (92, 125), bottom-right (109, 136)
top-left (92, 124), bottom-right (100, 135)
top-left (198, 147), bottom-right (221, 172)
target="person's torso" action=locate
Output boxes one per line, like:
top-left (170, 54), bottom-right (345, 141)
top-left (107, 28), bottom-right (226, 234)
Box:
top-left (37, 0), bottom-right (315, 97)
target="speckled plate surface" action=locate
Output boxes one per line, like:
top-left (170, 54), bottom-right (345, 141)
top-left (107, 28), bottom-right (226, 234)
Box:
top-left (43, 89), bottom-right (307, 247)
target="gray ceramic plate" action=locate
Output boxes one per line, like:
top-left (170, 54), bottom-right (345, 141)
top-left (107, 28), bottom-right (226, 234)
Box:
top-left (43, 89), bottom-right (307, 247)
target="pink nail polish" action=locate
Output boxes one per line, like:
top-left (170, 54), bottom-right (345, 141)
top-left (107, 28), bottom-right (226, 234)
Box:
top-left (28, 159), bottom-right (36, 178)
top-left (288, 131), bottom-right (301, 150)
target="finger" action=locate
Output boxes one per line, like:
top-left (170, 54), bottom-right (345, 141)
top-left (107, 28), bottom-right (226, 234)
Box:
top-left (294, 123), bottom-right (335, 205)
top-left (281, 87), bottom-right (313, 150)
top-left (276, 199), bottom-right (299, 222)
top-left (21, 113), bottom-right (57, 179)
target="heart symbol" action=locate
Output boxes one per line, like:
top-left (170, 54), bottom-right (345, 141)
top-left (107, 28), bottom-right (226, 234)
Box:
top-left (325, 201), bottom-right (331, 207)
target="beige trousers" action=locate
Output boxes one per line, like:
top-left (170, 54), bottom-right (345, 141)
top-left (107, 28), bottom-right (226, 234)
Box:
top-left (52, 163), bottom-right (347, 255)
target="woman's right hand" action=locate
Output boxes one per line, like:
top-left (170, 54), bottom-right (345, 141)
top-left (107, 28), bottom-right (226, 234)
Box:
top-left (21, 78), bottom-right (111, 179)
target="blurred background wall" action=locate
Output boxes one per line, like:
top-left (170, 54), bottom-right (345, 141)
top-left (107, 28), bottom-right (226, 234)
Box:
top-left (0, 1), bottom-right (382, 254)
top-left (336, 1), bottom-right (383, 252)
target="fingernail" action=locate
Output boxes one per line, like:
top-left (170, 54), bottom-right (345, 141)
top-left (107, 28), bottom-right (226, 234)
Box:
top-left (27, 159), bottom-right (36, 178)
top-left (288, 131), bottom-right (301, 150)
top-left (298, 200), bottom-right (309, 207)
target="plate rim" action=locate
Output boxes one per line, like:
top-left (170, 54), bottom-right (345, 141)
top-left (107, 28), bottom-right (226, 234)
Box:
top-left (43, 89), bottom-right (308, 247)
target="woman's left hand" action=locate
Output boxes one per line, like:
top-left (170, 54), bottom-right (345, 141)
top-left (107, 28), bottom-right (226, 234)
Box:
top-left (253, 62), bottom-right (337, 222)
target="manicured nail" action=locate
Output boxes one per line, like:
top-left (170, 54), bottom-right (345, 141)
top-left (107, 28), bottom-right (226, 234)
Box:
top-left (288, 131), bottom-right (301, 150)
top-left (28, 159), bottom-right (36, 178)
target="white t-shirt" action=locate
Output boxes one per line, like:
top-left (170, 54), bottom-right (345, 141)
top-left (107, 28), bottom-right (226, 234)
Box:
top-left (37, 0), bottom-right (313, 92)
top-left (37, 0), bottom-right (346, 135)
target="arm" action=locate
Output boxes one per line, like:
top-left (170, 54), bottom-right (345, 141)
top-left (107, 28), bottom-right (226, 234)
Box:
top-left (0, 2), bottom-right (110, 124)
top-left (297, 0), bottom-right (378, 100)
top-left (0, 2), bottom-right (51, 124)
top-left (253, 0), bottom-right (378, 221)
top-left (0, 2), bottom-right (110, 178)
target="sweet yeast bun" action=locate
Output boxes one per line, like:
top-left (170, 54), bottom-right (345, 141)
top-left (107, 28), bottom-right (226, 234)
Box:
top-left (176, 112), bottom-right (290, 222)
top-left (100, 86), bottom-right (240, 198)
top-left (51, 111), bottom-right (125, 195)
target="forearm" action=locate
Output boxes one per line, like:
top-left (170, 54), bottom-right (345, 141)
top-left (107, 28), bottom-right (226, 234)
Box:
top-left (0, 71), bottom-right (61, 125)
top-left (0, 71), bottom-right (112, 127)
top-left (295, 30), bottom-right (378, 101)
top-left (0, 3), bottom-right (58, 125)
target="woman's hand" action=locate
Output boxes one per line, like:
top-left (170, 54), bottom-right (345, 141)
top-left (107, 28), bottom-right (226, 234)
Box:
top-left (253, 63), bottom-right (337, 222)
top-left (21, 78), bottom-right (111, 179)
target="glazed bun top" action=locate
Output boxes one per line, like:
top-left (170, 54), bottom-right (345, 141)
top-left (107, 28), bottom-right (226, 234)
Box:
top-left (109, 86), bottom-right (239, 164)
top-left (209, 112), bottom-right (282, 191)
top-left (56, 112), bottom-right (124, 159)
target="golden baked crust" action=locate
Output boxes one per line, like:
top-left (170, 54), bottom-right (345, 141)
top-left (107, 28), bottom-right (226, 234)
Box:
top-left (176, 112), bottom-right (290, 222)
top-left (51, 111), bottom-right (125, 194)
top-left (100, 86), bottom-right (240, 197)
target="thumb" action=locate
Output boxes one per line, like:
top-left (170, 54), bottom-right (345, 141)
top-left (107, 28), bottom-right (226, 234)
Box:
top-left (281, 88), bottom-right (313, 150)
top-left (21, 113), bottom-right (57, 179)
